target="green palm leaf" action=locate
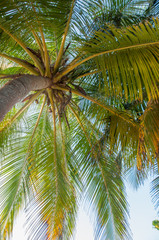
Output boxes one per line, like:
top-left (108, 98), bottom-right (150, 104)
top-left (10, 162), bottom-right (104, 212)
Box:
top-left (0, 1), bottom-right (159, 239)
top-left (70, 18), bottom-right (159, 101)
top-left (23, 104), bottom-right (78, 239)
top-left (85, 155), bottom-right (131, 240)
top-left (1, 133), bottom-right (33, 238)
top-left (67, 104), bottom-right (131, 239)
top-left (141, 100), bottom-right (159, 158)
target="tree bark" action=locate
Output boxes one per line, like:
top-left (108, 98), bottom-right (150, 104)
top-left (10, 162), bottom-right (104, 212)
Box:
top-left (0, 74), bottom-right (52, 122)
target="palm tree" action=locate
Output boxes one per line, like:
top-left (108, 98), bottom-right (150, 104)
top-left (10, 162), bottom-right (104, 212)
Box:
top-left (0, 0), bottom-right (159, 239)
top-left (152, 220), bottom-right (159, 230)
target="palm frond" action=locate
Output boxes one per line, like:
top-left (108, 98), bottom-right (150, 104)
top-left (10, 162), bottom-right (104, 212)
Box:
top-left (1, 134), bottom-right (32, 238)
top-left (151, 175), bottom-right (159, 211)
top-left (146, 0), bottom-right (159, 16)
top-left (0, 24), bottom-right (45, 75)
top-left (52, 85), bottom-right (139, 129)
top-left (23, 103), bottom-right (78, 239)
top-left (60, 18), bottom-right (159, 101)
top-left (67, 103), bottom-right (131, 239)
top-left (126, 165), bottom-right (150, 190)
top-left (0, 0), bottom-right (74, 38)
top-left (141, 100), bottom-right (159, 159)
top-left (0, 0), bottom-right (75, 77)
top-left (1, 98), bottom-right (47, 239)
top-left (84, 155), bottom-right (131, 240)
top-left (0, 66), bottom-right (28, 78)
top-left (71, 0), bottom-right (151, 39)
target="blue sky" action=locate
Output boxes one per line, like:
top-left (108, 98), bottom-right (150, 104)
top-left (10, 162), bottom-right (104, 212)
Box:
top-left (10, 179), bottom-right (159, 240)
top-left (75, 179), bottom-right (159, 240)
top-left (126, 179), bottom-right (159, 240)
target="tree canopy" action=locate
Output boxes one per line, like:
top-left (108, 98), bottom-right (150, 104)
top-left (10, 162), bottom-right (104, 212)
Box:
top-left (0, 0), bottom-right (159, 239)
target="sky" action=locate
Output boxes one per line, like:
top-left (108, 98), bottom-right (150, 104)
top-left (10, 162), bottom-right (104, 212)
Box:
top-left (126, 179), bottom-right (159, 240)
top-left (9, 179), bottom-right (159, 240)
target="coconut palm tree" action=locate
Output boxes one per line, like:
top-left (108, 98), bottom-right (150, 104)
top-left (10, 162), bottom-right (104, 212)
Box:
top-left (152, 220), bottom-right (159, 230)
top-left (0, 0), bottom-right (159, 239)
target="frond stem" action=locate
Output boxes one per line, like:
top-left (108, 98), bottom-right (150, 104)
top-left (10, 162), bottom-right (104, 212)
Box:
top-left (32, 30), bottom-right (45, 62)
top-left (68, 104), bottom-right (92, 145)
top-left (29, 96), bottom-right (46, 147)
top-left (27, 95), bottom-right (46, 187)
top-left (40, 28), bottom-right (51, 77)
top-left (53, 0), bottom-right (75, 73)
top-left (76, 70), bottom-right (101, 79)
top-left (47, 89), bottom-right (58, 222)
top-left (0, 53), bottom-right (39, 75)
top-left (11, 0), bottom-right (45, 63)
top-left (30, 2), bottom-right (50, 76)
top-left (51, 85), bottom-right (138, 127)
top-left (56, 103), bottom-right (67, 170)
top-left (54, 41), bottom-right (159, 82)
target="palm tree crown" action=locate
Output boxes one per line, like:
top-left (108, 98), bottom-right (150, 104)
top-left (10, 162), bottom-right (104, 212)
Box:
top-left (0, 0), bottom-right (159, 239)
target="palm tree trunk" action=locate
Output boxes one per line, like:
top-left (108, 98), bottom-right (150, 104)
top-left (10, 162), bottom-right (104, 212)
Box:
top-left (0, 74), bottom-right (51, 121)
